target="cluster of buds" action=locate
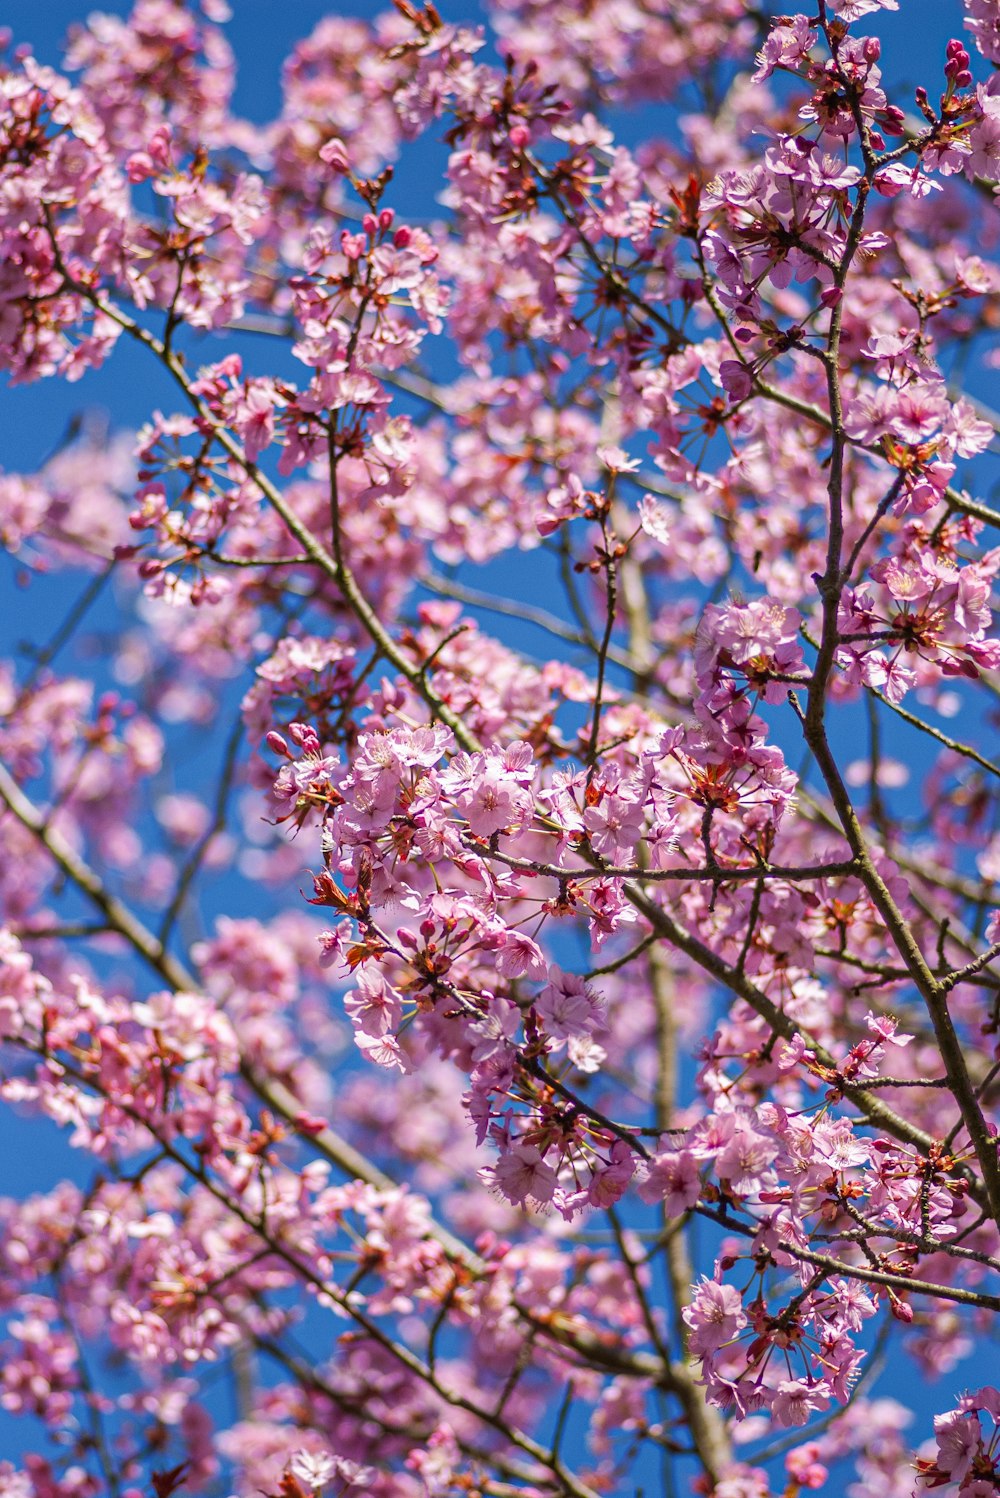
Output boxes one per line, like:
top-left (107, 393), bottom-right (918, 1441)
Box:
top-left (944, 36), bottom-right (974, 93)
top-left (916, 37), bottom-right (975, 119)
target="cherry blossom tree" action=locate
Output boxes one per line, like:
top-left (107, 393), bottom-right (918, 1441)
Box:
top-left (4, 0), bottom-right (1000, 1494)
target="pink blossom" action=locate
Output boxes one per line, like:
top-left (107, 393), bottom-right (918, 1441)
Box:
top-left (536, 967), bottom-right (603, 1041)
top-left (490, 1144), bottom-right (558, 1208)
top-left (344, 968), bottom-right (403, 1039)
top-left (637, 1149), bottom-right (701, 1217)
top-left (932, 1408), bottom-right (983, 1483)
top-left (683, 1278), bottom-right (747, 1356)
top-left (771, 1379), bottom-right (828, 1427)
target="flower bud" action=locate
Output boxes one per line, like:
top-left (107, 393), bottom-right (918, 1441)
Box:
top-left (319, 137), bottom-right (350, 173)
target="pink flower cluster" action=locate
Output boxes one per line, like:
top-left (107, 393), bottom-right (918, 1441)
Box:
top-left (2, 1), bottom-right (1000, 1495)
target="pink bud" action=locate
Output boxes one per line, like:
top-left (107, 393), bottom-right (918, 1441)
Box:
top-left (318, 136), bottom-right (350, 173)
top-left (289, 722), bottom-right (320, 753)
top-left (719, 359), bottom-right (753, 402)
top-left (265, 731), bottom-right (290, 758)
top-left (125, 152), bottom-right (155, 184)
top-left (148, 125), bottom-right (172, 168)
